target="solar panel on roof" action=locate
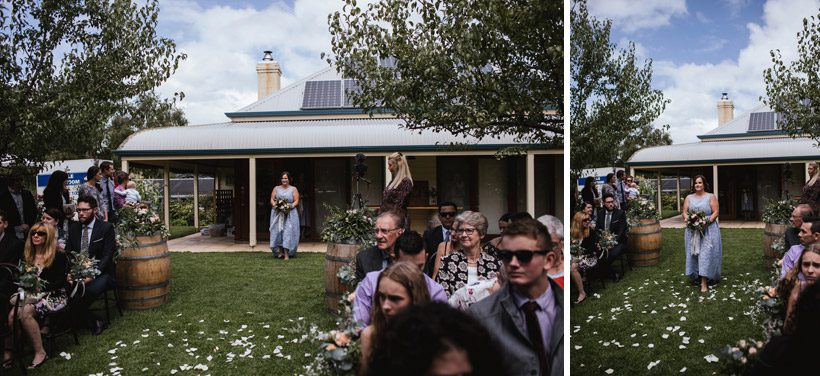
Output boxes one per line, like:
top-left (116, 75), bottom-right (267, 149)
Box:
top-left (343, 80), bottom-right (361, 107)
top-left (748, 112), bottom-right (779, 132)
top-left (302, 80), bottom-right (342, 109)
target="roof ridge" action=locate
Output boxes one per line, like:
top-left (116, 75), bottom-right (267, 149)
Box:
top-left (235, 65), bottom-right (337, 113)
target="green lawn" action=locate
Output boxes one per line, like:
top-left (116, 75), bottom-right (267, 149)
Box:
top-left (26, 253), bottom-right (335, 375)
top-left (570, 228), bottom-right (770, 375)
top-left (661, 209), bottom-right (680, 220)
top-left (169, 226), bottom-right (200, 239)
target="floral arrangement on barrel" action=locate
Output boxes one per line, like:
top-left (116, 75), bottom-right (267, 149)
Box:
top-left (320, 204), bottom-right (376, 245)
top-left (625, 197), bottom-right (659, 227)
top-left (761, 199), bottom-right (796, 225)
top-left (596, 230), bottom-right (617, 259)
top-left (114, 178), bottom-right (169, 256)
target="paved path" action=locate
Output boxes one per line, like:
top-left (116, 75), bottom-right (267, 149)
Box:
top-left (659, 216), bottom-right (765, 229)
top-left (168, 232), bottom-right (328, 253)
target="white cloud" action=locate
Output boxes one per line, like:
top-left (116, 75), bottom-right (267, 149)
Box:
top-left (724, 0), bottom-right (752, 18)
top-left (587, 0), bottom-right (687, 32)
top-left (155, 0), bottom-right (342, 125)
top-left (650, 0), bottom-right (819, 143)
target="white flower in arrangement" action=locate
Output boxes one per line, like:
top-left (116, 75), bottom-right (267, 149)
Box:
top-left (138, 208), bottom-right (149, 216)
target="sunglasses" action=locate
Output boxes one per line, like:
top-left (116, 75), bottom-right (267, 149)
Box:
top-left (439, 212), bottom-right (456, 218)
top-left (76, 208), bottom-right (93, 212)
top-left (31, 230), bottom-right (48, 237)
top-left (497, 249), bottom-right (550, 264)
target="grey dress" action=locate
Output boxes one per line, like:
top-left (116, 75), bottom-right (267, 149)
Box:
top-left (269, 186), bottom-right (299, 256)
top-left (684, 193), bottom-right (722, 282)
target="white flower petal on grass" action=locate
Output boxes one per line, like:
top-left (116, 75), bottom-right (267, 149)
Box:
top-left (728, 317), bottom-right (734, 321)
top-left (304, 353), bottom-right (311, 357)
top-left (704, 355), bottom-right (719, 363)
top-left (680, 316), bottom-right (686, 321)
top-left (605, 369), bottom-right (614, 374)
top-left (574, 346), bottom-right (582, 350)
top-left (142, 368), bottom-right (148, 372)
top-left (194, 364), bottom-right (208, 371)
top-left (704, 326), bottom-right (712, 331)
top-left (632, 343), bottom-right (639, 347)
top-left (648, 344), bottom-right (654, 348)
top-left (679, 345), bottom-right (686, 349)
top-left (698, 339), bottom-right (705, 344)
top-left (662, 334), bottom-right (669, 339)
top-left (647, 360), bottom-right (661, 370)
top-left (60, 352), bottom-right (72, 360)
top-left (170, 370), bottom-right (178, 375)
top-left (680, 367), bottom-right (687, 372)
top-left (262, 354), bottom-right (271, 359)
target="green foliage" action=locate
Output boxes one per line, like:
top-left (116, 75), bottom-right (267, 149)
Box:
top-left (169, 196), bottom-right (215, 227)
top-left (761, 199), bottom-right (796, 224)
top-left (763, 9), bottom-right (820, 144)
top-left (326, 0), bottom-right (562, 145)
top-left (0, 0), bottom-right (185, 176)
top-left (320, 205), bottom-right (376, 245)
top-left (570, 0), bottom-right (671, 172)
top-left (626, 198), bottom-right (659, 227)
top-left (661, 192), bottom-right (681, 211)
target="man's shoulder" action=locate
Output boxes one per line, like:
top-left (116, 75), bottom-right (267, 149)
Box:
top-left (423, 226), bottom-right (441, 237)
top-left (469, 286), bottom-right (507, 318)
top-left (787, 244), bottom-right (805, 256)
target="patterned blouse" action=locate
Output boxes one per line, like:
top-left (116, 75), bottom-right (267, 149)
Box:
top-left (435, 249), bottom-right (502, 297)
top-left (800, 179), bottom-right (820, 209)
top-left (380, 178), bottom-right (413, 219)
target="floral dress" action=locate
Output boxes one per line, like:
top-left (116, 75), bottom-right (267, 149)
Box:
top-left (435, 250), bottom-right (502, 297)
top-left (269, 185), bottom-right (300, 256)
top-left (380, 178), bottom-right (413, 227)
top-left (684, 193), bottom-right (722, 282)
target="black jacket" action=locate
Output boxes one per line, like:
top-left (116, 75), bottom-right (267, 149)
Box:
top-left (423, 225), bottom-right (445, 257)
top-left (66, 220), bottom-right (116, 277)
top-left (595, 208), bottom-right (627, 244)
top-left (355, 246), bottom-right (391, 281)
top-left (0, 188), bottom-right (38, 231)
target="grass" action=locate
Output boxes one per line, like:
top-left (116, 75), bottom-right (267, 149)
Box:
top-left (169, 226), bottom-right (199, 239)
top-left (661, 209), bottom-right (680, 220)
top-left (21, 252), bottom-right (336, 375)
top-left (570, 228), bottom-right (770, 375)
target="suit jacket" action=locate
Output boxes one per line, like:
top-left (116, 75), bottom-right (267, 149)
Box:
top-left (423, 225), bottom-right (445, 256)
top-left (66, 220), bottom-right (116, 277)
top-left (0, 233), bottom-right (23, 296)
top-left (355, 246), bottom-right (391, 281)
top-left (596, 208), bottom-right (627, 244)
top-left (470, 279), bottom-right (564, 376)
top-left (0, 188), bottom-right (38, 230)
top-left (784, 227), bottom-right (801, 250)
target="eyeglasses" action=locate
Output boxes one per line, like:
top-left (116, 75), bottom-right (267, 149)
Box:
top-left (455, 228), bottom-right (477, 236)
top-left (76, 208), bottom-right (93, 212)
top-left (31, 230), bottom-right (48, 237)
top-left (439, 212), bottom-right (456, 218)
top-left (497, 249), bottom-right (550, 264)
top-left (374, 228), bottom-right (400, 235)
top-left (604, 200), bottom-right (615, 204)
top-left (626, 180), bottom-right (633, 183)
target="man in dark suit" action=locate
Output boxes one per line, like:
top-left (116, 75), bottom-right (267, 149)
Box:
top-left (0, 209), bottom-right (24, 332)
top-left (422, 202), bottom-right (457, 275)
top-left (0, 177), bottom-right (38, 240)
top-left (596, 193), bottom-right (627, 281)
top-left (470, 218), bottom-right (563, 376)
top-left (355, 212), bottom-right (404, 281)
top-left (66, 196), bottom-right (116, 335)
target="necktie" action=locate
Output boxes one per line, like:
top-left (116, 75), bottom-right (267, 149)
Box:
top-left (106, 180), bottom-right (113, 210)
top-left (605, 212), bottom-right (611, 231)
top-left (523, 301), bottom-right (549, 375)
top-left (444, 229), bottom-right (451, 243)
top-left (81, 225), bottom-right (90, 252)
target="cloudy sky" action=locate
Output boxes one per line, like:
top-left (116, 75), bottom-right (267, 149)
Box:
top-left (586, 0), bottom-right (820, 143)
top-left (154, 0), bottom-right (340, 125)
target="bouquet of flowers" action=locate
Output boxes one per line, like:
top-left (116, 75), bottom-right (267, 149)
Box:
top-left (686, 210), bottom-right (708, 236)
top-left (273, 198), bottom-right (292, 214)
top-left (320, 205), bottom-right (376, 245)
top-left (596, 230), bottom-right (618, 259)
top-left (288, 317), bottom-right (362, 375)
top-left (15, 261), bottom-right (47, 300)
top-left (720, 338), bottom-right (766, 374)
top-left (68, 251), bottom-right (102, 297)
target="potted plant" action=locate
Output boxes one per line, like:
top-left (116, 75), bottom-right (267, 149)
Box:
top-left (626, 197), bottom-right (662, 267)
top-left (320, 205), bottom-right (375, 312)
top-left (761, 199), bottom-right (796, 266)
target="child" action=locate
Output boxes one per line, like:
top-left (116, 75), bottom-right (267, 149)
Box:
top-left (118, 181), bottom-right (141, 204)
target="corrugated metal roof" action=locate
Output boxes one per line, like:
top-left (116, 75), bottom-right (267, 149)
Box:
top-left (234, 67), bottom-right (341, 113)
top-left (116, 118), bottom-right (547, 156)
top-left (627, 137), bottom-right (818, 166)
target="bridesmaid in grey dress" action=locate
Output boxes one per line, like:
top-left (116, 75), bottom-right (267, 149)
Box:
top-left (269, 171), bottom-right (300, 259)
top-left (683, 175), bottom-right (722, 293)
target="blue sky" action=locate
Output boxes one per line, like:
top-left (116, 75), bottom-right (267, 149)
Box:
top-left (587, 0), bottom-right (820, 143)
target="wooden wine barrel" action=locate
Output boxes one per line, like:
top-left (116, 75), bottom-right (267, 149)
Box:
top-left (627, 219), bottom-right (663, 266)
top-left (116, 235), bottom-right (171, 310)
top-left (324, 243), bottom-right (359, 312)
top-left (763, 223), bottom-right (787, 267)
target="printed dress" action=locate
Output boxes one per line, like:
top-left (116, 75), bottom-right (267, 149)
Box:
top-left (269, 186), bottom-right (300, 256)
top-left (684, 193), bottom-right (722, 282)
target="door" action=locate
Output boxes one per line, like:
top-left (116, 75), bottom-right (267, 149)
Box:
top-left (314, 158), bottom-right (350, 234)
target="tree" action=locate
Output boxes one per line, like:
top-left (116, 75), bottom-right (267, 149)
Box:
top-left (763, 9), bottom-right (820, 144)
top-left (326, 0), bottom-right (562, 146)
top-left (0, 0), bottom-right (185, 176)
top-left (100, 91), bottom-right (188, 161)
top-left (570, 0), bottom-right (670, 173)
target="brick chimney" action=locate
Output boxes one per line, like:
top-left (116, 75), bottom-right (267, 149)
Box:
top-left (256, 51), bottom-right (281, 100)
top-left (717, 92), bottom-right (734, 126)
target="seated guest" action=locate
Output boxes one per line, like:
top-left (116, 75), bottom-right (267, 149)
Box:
top-left (355, 212), bottom-right (404, 281)
top-left (596, 193), bottom-right (627, 281)
top-left (4, 222), bottom-right (68, 369)
top-left (430, 217), bottom-right (462, 280)
top-left (41, 208), bottom-right (67, 250)
top-left (470, 218), bottom-right (563, 376)
top-left (785, 204), bottom-right (813, 249)
top-left (65, 196), bottom-right (116, 335)
top-left (539, 215), bottom-right (565, 289)
top-left (423, 202), bottom-right (458, 276)
top-left (365, 302), bottom-right (504, 376)
top-left (780, 242), bottom-right (820, 333)
top-left (581, 201), bottom-right (597, 229)
top-left (360, 262), bottom-right (431, 375)
top-left (353, 231), bottom-right (447, 326)
top-left (0, 210), bottom-right (23, 333)
top-left (570, 211), bottom-right (597, 304)
top-left (751, 278), bottom-right (820, 375)
top-left (780, 217), bottom-right (819, 281)
top-left (436, 211), bottom-right (502, 297)
top-left (0, 177), bottom-right (38, 240)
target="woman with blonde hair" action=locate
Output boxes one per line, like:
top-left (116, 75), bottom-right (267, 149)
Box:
top-left (3, 222), bottom-right (68, 369)
top-left (380, 152), bottom-right (413, 228)
top-left (360, 261), bottom-right (431, 374)
top-left (800, 161), bottom-right (819, 210)
top-left (569, 211), bottom-right (596, 304)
